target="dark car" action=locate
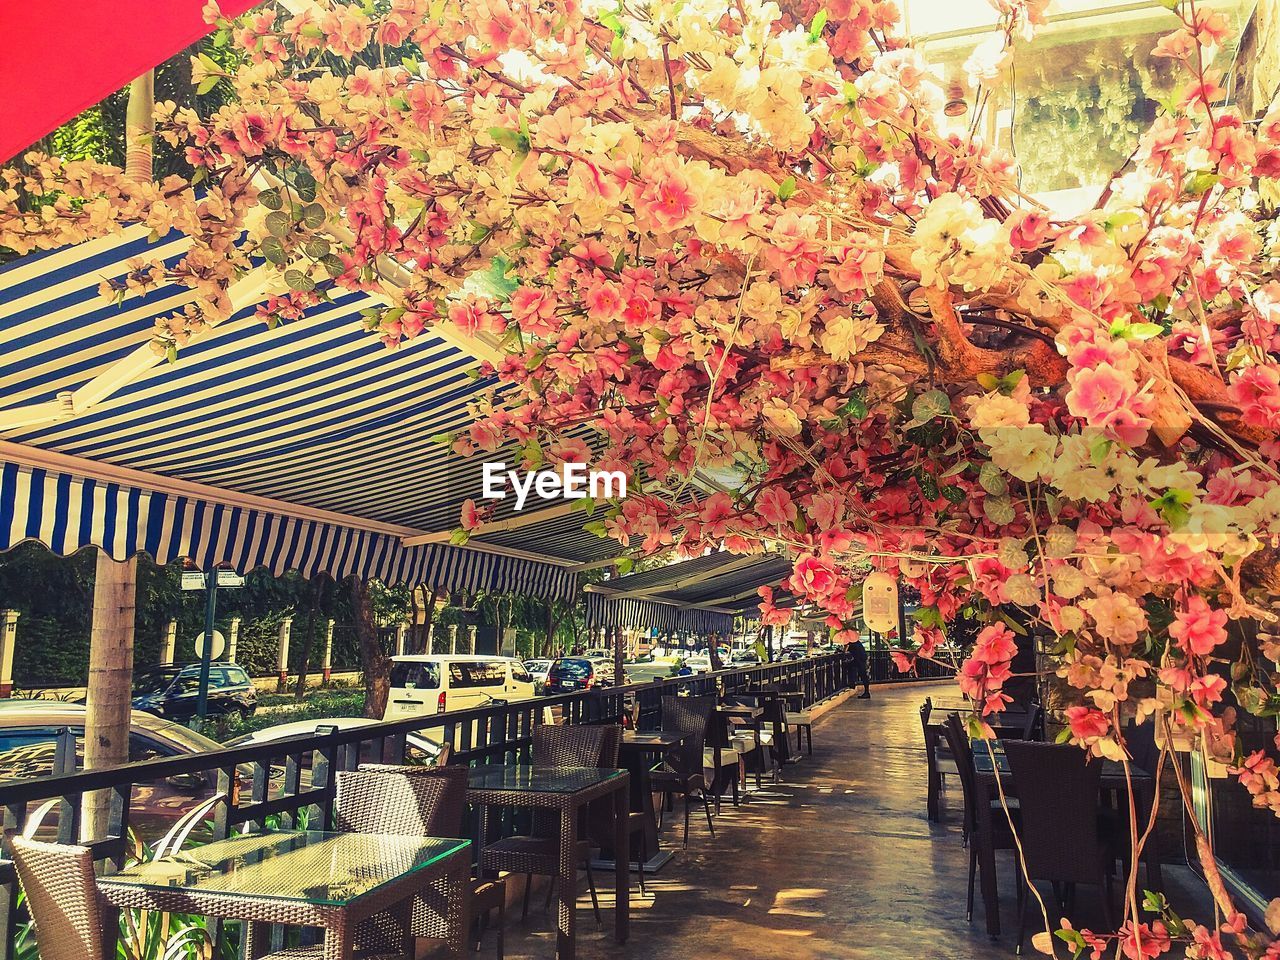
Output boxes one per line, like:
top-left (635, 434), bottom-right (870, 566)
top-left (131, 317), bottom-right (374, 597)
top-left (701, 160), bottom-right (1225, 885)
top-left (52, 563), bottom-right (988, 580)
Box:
top-left (545, 657), bottom-right (603, 693)
top-left (132, 663), bottom-right (258, 721)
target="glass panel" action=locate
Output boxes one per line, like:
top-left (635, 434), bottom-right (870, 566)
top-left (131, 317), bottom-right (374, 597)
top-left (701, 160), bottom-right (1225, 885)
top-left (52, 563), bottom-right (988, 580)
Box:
top-left (465, 764), bottom-right (623, 794)
top-left (103, 831), bottom-right (469, 906)
top-left (549, 659), bottom-right (591, 680)
top-left (391, 661), bottom-right (440, 690)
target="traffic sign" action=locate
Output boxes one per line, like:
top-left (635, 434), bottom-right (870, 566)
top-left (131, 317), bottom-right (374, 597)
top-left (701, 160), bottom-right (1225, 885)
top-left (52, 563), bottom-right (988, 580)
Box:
top-left (194, 630), bottom-right (226, 660)
top-left (181, 571), bottom-right (245, 591)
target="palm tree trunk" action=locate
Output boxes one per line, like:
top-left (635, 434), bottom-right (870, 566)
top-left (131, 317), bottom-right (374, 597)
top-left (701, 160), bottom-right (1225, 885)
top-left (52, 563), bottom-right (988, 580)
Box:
top-left (82, 552), bottom-right (137, 842)
top-left (125, 70), bottom-right (154, 183)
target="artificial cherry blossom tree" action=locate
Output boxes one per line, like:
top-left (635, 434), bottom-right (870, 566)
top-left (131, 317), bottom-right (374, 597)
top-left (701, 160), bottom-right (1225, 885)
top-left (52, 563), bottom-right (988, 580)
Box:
top-left (5, 0), bottom-right (1280, 953)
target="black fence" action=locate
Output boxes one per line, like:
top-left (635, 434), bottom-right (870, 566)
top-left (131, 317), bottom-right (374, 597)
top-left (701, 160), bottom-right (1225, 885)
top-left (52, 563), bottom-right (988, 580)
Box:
top-left (0, 652), bottom-right (950, 958)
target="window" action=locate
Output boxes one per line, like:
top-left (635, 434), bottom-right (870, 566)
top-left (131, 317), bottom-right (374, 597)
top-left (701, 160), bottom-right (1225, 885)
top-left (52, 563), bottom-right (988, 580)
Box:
top-left (390, 661), bottom-right (441, 690)
top-left (449, 662), bottom-right (507, 688)
top-left (510, 663), bottom-right (532, 684)
top-left (227, 667), bottom-right (251, 686)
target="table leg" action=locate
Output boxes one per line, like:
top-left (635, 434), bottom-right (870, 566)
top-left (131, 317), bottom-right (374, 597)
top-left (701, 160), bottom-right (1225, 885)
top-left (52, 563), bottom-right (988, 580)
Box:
top-left (753, 725), bottom-right (763, 788)
top-left (448, 856), bottom-right (472, 957)
top-left (323, 918), bottom-right (355, 960)
top-left (613, 779), bottom-right (630, 945)
top-left (975, 776), bottom-right (1001, 937)
top-left (557, 805), bottom-right (577, 960)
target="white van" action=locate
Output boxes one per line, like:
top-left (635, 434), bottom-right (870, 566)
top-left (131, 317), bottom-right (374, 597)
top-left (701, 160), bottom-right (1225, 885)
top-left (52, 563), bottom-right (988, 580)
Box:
top-left (384, 655), bottom-right (537, 720)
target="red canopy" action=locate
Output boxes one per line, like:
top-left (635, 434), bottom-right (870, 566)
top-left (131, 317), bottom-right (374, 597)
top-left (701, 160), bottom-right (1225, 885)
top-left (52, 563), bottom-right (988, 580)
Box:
top-left (1, 0), bottom-right (257, 164)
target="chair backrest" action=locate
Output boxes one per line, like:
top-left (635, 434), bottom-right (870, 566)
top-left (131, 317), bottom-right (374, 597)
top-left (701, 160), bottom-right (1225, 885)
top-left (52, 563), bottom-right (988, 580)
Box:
top-left (919, 701), bottom-right (937, 770)
top-left (596, 724), bottom-right (623, 767)
top-left (1020, 704), bottom-right (1045, 742)
top-left (1003, 740), bottom-right (1104, 884)
top-left (660, 695), bottom-right (715, 775)
top-left (11, 837), bottom-right (110, 960)
top-left (941, 713), bottom-right (979, 832)
top-left (532, 724), bottom-right (608, 767)
top-left (336, 768), bottom-right (468, 838)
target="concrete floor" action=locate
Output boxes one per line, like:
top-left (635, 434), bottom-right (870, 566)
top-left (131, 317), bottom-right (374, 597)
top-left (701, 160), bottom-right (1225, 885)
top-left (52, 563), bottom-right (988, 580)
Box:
top-left (483, 685), bottom-right (1212, 960)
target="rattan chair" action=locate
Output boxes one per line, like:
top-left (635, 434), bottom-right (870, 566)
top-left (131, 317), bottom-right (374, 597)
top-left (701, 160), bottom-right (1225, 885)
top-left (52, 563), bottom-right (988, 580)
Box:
top-left (651, 695), bottom-right (716, 848)
top-left (942, 714), bottom-right (1019, 925)
top-left (335, 768), bottom-right (470, 956)
top-left (920, 697), bottom-right (958, 823)
top-left (480, 724), bottom-right (613, 924)
top-left (9, 837), bottom-right (366, 960)
top-left (1004, 741), bottom-right (1115, 954)
top-left (356, 761), bottom-right (508, 958)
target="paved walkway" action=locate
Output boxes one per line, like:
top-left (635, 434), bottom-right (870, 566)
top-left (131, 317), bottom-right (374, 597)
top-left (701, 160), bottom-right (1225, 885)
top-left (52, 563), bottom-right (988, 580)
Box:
top-left (491, 684), bottom-right (1208, 960)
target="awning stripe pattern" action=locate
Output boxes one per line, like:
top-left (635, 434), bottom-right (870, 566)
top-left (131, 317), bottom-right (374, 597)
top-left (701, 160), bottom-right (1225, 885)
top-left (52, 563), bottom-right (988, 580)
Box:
top-left (0, 460), bottom-right (578, 601)
top-left (583, 592), bottom-right (735, 635)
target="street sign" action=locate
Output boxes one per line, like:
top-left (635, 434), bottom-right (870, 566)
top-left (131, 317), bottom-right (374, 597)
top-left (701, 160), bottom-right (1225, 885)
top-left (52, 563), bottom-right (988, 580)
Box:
top-left (181, 570), bottom-right (245, 591)
top-left (194, 630), bottom-right (226, 660)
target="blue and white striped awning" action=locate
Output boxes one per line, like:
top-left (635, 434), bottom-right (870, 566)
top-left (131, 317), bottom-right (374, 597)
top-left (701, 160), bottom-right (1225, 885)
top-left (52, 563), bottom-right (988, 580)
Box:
top-left (582, 591), bottom-right (736, 636)
top-left (0, 459), bottom-right (579, 600)
top-left (0, 227), bottom-right (599, 597)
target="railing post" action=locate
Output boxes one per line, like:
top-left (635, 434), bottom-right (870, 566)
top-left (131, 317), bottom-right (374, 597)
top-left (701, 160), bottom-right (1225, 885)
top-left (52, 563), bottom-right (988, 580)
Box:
top-left (0, 611), bottom-right (17, 698)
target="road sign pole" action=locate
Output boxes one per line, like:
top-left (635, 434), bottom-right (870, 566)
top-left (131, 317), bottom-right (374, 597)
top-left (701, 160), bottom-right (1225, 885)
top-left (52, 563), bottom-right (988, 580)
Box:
top-left (195, 571), bottom-right (219, 727)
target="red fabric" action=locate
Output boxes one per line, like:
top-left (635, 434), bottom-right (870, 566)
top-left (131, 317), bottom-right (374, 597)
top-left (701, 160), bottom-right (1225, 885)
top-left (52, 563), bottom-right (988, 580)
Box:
top-left (0, 0), bottom-right (258, 164)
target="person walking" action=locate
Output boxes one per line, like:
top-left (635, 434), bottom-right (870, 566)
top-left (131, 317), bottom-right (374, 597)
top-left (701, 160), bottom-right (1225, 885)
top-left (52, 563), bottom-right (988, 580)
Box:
top-left (846, 637), bottom-right (871, 699)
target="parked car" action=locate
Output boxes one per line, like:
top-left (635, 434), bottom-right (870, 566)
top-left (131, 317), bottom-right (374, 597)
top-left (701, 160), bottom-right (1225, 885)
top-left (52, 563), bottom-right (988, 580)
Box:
top-left (730, 649), bottom-right (763, 665)
top-left (227, 717), bottom-right (442, 766)
top-left (0, 701), bottom-right (226, 837)
top-left (524, 658), bottom-right (553, 693)
top-left (383, 655), bottom-right (536, 720)
top-left (131, 663), bottom-right (257, 721)
top-left (544, 657), bottom-right (620, 693)
top-left (684, 655), bottom-right (713, 673)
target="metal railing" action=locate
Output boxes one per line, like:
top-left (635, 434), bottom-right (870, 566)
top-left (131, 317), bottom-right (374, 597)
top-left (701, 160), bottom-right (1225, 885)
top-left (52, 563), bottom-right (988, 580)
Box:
top-left (0, 651), bottom-right (948, 957)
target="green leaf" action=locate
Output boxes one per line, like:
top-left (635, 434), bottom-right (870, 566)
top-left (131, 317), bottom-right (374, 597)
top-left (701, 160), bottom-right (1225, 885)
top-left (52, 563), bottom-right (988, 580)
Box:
top-left (978, 463), bottom-right (1008, 496)
top-left (321, 254), bottom-right (345, 278)
top-left (1103, 210), bottom-right (1141, 232)
top-left (1187, 170), bottom-right (1220, 196)
top-left (428, 433), bottom-right (454, 445)
top-left (571, 497), bottom-right (597, 515)
top-left (449, 528), bottom-right (470, 546)
top-left (808, 9), bottom-right (828, 40)
top-left (196, 76), bottom-right (221, 96)
top-left (1126, 322), bottom-right (1164, 341)
top-left (260, 236), bottom-right (287, 265)
top-left (583, 520), bottom-right (608, 537)
top-left (488, 127), bottom-right (527, 152)
top-left (840, 390), bottom-right (868, 420)
top-left (614, 557), bottom-right (634, 575)
top-left (304, 237), bottom-right (331, 259)
top-left (911, 388), bottom-right (950, 422)
top-left (983, 494), bottom-right (1015, 525)
top-left (941, 486), bottom-right (967, 503)
top-left (165, 342), bottom-right (178, 364)
top-left (777, 175), bottom-right (797, 201)
top-left (301, 203), bottom-right (326, 229)
top-left (265, 211), bottom-right (291, 237)
top-left (259, 188), bottom-right (283, 211)
top-left (284, 269), bottom-right (315, 292)
top-left (918, 472), bottom-right (939, 500)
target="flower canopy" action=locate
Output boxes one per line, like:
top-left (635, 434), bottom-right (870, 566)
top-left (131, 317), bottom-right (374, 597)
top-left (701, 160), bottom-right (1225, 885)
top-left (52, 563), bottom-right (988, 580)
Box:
top-left (4, 0), bottom-right (1280, 950)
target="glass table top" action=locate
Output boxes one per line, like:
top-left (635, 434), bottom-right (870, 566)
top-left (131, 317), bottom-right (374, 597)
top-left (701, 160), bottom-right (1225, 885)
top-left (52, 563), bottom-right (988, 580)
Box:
top-left (465, 764), bottom-right (624, 794)
top-left (100, 830), bottom-right (469, 907)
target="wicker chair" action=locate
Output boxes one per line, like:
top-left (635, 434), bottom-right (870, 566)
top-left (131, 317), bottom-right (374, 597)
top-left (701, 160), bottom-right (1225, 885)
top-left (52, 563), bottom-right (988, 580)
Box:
top-left (480, 724), bottom-right (613, 924)
top-left (9, 837), bottom-right (380, 960)
top-left (1003, 741), bottom-right (1114, 954)
top-left (650, 695), bottom-right (716, 848)
top-left (920, 697), bottom-right (958, 823)
top-left (942, 714), bottom-right (1020, 925)
top-left (334, 768), bottom-right (470, 956)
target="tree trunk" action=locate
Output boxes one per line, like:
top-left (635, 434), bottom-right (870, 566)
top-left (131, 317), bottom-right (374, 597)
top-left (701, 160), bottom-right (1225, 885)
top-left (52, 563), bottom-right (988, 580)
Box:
top-left (709, 635), bottom-right (723, 671)
top-left (420, 586), bottom-right (441, 654)
top-left (613, 625), bottom-right (625, 688)
top-left (351, 577), bottom-right (390, 720)
top-left (82, 552), bottom-right (137, 842)
top-left (764, 625), bottom-right (775, 663)
top-left (293, 578), bottom-right (325, 703)
top-left (124, 70), bottom-right (154, 183)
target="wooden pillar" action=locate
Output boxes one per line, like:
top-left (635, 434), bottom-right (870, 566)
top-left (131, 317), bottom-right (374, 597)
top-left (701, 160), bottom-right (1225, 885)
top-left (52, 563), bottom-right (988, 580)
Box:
top-left (82, 553), bottom-right (137, 843)
top-left (0, 610), bottom-right (19, 697)
top-left (276, 616), bottom-right (293, 691)
top-left (227, 616), bottom-right (241, 663)
top-left (161, 619), bottom-right (177, 664)
top-left (322, 619), bottom-right (335, 683)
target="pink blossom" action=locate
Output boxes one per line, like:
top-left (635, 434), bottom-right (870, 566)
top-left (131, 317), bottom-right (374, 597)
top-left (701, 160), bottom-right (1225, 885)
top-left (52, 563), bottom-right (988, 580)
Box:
top-left (1169, 595), bottom-right (1228, 657)
top-left (757, 487), bottom-right (798, 527)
